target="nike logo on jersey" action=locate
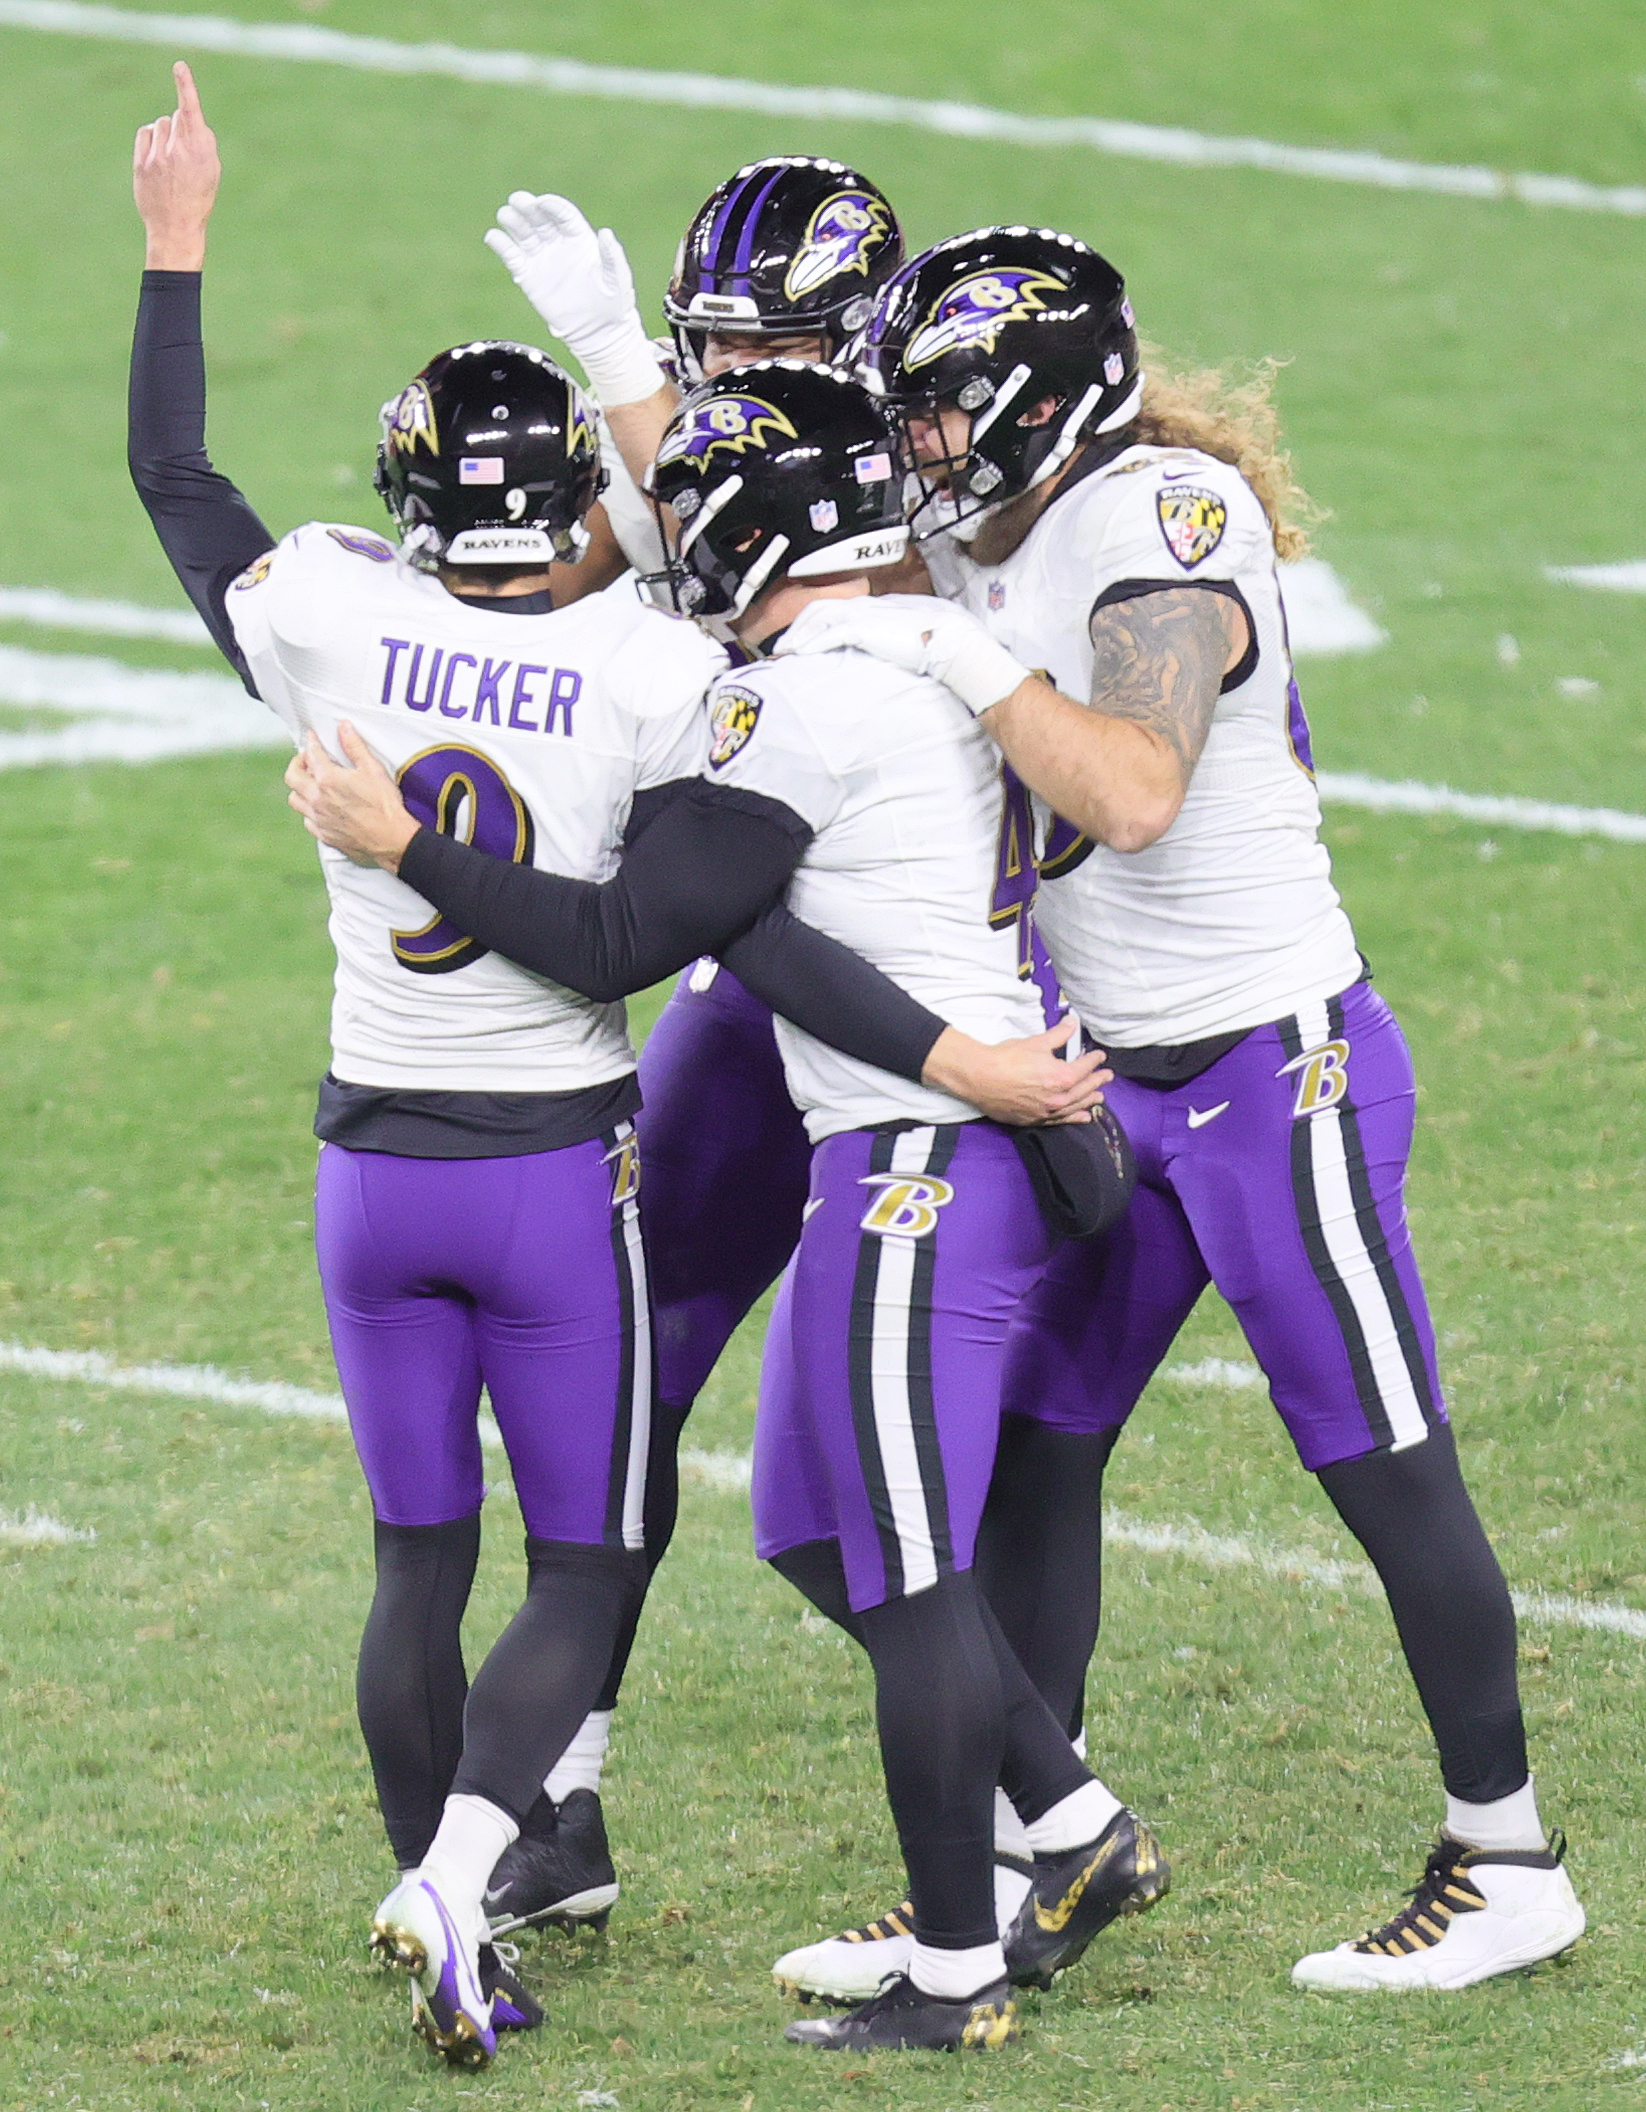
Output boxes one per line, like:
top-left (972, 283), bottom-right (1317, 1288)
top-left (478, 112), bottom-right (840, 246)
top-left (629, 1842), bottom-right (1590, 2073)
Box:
top-left (1186, 1101), bottom-right (1230, 1128)
top-left (802, 1196), bottom-right (826, 1223)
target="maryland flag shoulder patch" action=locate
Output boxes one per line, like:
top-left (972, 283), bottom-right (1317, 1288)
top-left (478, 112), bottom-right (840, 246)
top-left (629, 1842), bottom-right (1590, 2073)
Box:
top-left (1155, 484), bottom-right (1228, 569)
top-left (708, 685), bottom-right (762, 769)
top-left (230, 551), bottom-right (273, 592)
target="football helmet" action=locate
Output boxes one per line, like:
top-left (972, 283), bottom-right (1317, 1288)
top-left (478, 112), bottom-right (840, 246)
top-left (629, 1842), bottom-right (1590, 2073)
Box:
top-left (373, 340), bottom-right (605, 571)
top-left (646, 362), bottom-right (907, 619)
top-left (664, 159), bottom-right (902, 378)
top-left (853, 227), bottom-right (1140, 540)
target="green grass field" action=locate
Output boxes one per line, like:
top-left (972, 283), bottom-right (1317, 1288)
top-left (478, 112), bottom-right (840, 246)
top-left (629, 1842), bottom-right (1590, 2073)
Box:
top-left (0, 4), bottom-right (1643, 2106)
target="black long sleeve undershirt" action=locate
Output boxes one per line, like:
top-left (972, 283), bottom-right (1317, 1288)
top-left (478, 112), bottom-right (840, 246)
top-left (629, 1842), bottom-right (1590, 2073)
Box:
top-left (129, 269), bottom-right (948, 1088)
top-left (399, 779), bottom-right (947, 1082)
top-left (128, 271), bottom-right (275, 690)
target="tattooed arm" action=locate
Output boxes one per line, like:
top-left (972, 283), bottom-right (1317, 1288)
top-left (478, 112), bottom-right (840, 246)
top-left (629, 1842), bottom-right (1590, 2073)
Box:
top-left (982, 587), bottom-right (1249, 851)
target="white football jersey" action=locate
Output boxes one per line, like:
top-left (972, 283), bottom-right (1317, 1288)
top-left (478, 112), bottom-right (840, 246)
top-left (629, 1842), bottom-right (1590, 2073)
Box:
top-left (926, 446), bottom-right (1362, 1047)
top-left (705, 611), bottom-right (1047, 1140)
top-left (228, 525), bottom-right (724, 1091)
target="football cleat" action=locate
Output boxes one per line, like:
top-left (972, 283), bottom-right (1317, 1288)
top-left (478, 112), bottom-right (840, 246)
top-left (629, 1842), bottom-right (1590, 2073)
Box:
top-left (773, 1855), bottom-right (1038, 2006)
top-left (784, 1971), bottom-right (1018, 2051)
top-left (480, 1940), bottom-right (544, 2031)
top-left (484, 1789), bottom-right (619, 1938)
top-left (370, 1873), bottom-right (496, 2068)
top-left (1291, 1833), bottom-right (1585, 1992)
top-left (773, 1898), bottom-right (914, 2006)
top-left (1002, 1808), bottom-right (1172, 1991)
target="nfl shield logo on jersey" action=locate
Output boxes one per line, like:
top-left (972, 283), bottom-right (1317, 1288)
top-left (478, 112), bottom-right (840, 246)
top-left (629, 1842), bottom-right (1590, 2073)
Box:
top-left (708, 685), bottom-right (762, 769)
top-left (1156, 485), bottom-right (1228, 569)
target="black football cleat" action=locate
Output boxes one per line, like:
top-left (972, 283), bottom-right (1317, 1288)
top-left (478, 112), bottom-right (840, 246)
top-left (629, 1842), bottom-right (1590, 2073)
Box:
top-left (484, 1789), bottom-right (619, 1938)
top-left (1003, 1807), bottom-right (1171, 1991)
top-left (479, 1940), bottom-right (545, 2031)
top-left (784, 1971), bottom-right (1019, 2051)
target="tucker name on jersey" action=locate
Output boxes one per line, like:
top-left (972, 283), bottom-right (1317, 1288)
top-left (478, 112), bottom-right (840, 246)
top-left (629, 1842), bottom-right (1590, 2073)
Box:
top-left (228, 523), bottom-right (723, 1092)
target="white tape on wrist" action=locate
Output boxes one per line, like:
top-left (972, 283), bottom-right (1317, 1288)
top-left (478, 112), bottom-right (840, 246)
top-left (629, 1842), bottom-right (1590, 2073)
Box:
top-left (934, 630), bottom-right (1032, 717)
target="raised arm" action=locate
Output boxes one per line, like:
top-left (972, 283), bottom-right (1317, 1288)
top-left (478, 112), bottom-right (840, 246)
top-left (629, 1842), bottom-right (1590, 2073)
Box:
top-left (128, 62), bottom-right (273, 684)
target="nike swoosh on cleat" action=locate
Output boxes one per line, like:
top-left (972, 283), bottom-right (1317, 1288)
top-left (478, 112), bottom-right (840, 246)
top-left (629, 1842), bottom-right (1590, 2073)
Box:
top-left (483, 1885), bottom-right (511, 1904)
top-left (1034, 1836), bottom-right (1120, 1933)
top-left (1186, 1101), bottom-right (1230, 1128)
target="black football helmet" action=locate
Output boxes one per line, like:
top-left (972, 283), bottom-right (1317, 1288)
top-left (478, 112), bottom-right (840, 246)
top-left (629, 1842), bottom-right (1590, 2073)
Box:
top-left (373, 340), bottom-right (605, 571)
top-left (663, 158), bottom-right (902, 379)
top-left (853, 227), bottom-right (1141, 540)
top-left (646, 362), bottom-right (907, 619)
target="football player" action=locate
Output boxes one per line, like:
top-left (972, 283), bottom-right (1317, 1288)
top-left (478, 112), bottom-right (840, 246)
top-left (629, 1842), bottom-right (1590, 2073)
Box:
top-left (779, 225), bottom-right (1587, 1993)
top-left (475, 156), bottom-right (910, 1934)
top-left (287, 360), bottom-right (1167, 2052)
top-left (128, 72), bottom-right (1088, 2065)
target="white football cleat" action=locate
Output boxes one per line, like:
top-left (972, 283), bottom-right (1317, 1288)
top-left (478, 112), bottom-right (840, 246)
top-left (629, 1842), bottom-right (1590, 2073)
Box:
top-left (773, 1856), bottom-right (1036, 2006)
top-left (371, 1873), bottom-right (496, 2066)
top-left (1292, 1833), bottom-right (1585, 1993)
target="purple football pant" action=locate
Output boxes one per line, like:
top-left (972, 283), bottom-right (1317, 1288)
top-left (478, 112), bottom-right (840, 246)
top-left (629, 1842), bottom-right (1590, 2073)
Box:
top-left (754, 1121), bottom-right (1055, 1612)
top-left (1004, 983), bottom-right (1446, 1471)
top-left (638, 963), bottom-right (812, 1412)
top-left (315, 1128), bottom-right (651, 1543)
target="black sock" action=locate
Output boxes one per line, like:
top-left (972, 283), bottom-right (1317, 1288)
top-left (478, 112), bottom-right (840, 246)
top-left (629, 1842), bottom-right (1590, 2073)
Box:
top-left (1316, 1423), bottom-right (1528, 1803)
top-left (356, 1514), bottom-right (481, 1870)
top-left (452, 1537), bottom-right (644, 1824)
top-left (975, 1416), bottom-right (1119, 1739)
top-left (592, 1396), bottom-right (691, 1714)
top-left (857, 1572), bottom-right (1005, 1952)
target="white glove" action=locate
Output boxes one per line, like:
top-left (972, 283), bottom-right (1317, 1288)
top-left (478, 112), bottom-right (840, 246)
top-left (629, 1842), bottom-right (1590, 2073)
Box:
top-left (484, 192), bottom-right (665, 408)
top-left (773, 598), bottom-right (1031, 717)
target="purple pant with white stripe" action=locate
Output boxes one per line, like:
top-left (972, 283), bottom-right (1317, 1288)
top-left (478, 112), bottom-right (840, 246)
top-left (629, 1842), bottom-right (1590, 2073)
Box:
top-left (754, 1121), bottom-right (1055, 1611)
top-left (1003, 982), bottom-right (1446, 1470)
top-left (315, 1129), bottom-right (651, 1543)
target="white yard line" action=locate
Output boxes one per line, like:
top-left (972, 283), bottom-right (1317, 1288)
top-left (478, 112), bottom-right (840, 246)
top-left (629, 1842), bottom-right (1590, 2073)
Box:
top-left (0, 643), bottom-right (284, 769)
top-left (0, 585), bottom-right (212, 645)
top-left (0, 1505), bottom-right (95, 1546)
top-left (0, 1338), bottom-right (503, 1448)
top-left (1545, 560), bottom-right (1646, 593)
top-left (1313, 771), bottom-right (1646, 844)
top-left (1, 1343), bottom-right (1638, 1637)
top-left (2, 0), bottom-right (1644, 218)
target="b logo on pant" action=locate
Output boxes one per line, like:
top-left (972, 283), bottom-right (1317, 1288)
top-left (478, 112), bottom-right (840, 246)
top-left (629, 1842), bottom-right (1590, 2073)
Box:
top-left (606, 1133), bottom-right (641, 1205)
top-left (1278, 1038), bottom-right (1350, 1118)
top-left (858, 1173), bottom-right (955, 1239)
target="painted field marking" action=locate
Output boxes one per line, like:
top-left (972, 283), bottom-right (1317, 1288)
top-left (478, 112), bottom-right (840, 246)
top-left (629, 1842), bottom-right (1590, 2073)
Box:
top-left (0, 584), bottom-right (212, 645)
top-left (2, 1341), bottom-right (1638, 1637)
top-left (1546, 560), bottom-right (1646, 593)
top-left (0, 1338), bottom-right (503, 1449)
top-left (0, 1506), bottom-right (95, 1546)
top-left (0, 643), bottom-right (285, 769)
top-left (2, 0), bottom-right (1644, 218)
top-left (1278, 559), bottom-right (1386, 656)
top-left (1313, 771), bottom-right (1646, 844)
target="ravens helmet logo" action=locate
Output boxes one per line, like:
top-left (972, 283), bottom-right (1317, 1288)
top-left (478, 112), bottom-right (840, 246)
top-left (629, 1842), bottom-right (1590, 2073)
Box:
top-left (903, 269), bottom-right (1069, 371)
top-left (784, 191), bottom-right (894, 302)
top-left (657, 394), bottom-right (800, 472)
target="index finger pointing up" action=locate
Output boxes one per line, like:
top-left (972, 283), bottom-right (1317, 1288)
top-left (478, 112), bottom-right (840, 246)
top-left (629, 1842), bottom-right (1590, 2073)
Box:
top-left (172, 59), bottom-right (202, 123)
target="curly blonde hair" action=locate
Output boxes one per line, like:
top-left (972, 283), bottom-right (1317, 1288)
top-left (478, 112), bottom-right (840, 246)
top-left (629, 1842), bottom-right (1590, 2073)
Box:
top-left (1131, 346), bottom-right (1319, 561)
